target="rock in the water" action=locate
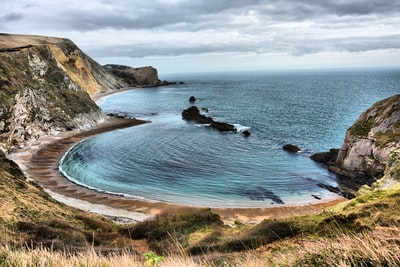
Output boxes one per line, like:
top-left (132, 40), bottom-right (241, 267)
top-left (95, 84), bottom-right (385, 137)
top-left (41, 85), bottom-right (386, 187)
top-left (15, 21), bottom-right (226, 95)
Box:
top-left (182, 106), bottom-right (237, 132)
top-left (211, 121), bottom-right (237, 132)
top-left (182, 106), bottom-right (213, 124)
top-left (189, 96), bottom-right (196, 103)
top-left (242, 130), bottom-right (251, 137)
top-left (311, 149), bottom-right (339, 164)
top-left (283, 144), bottom-right (301, 153)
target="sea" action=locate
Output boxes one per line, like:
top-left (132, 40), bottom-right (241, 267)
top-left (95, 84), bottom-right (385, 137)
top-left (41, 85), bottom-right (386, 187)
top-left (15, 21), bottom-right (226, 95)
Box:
top-left (59, 69), bottom-right (400, 208)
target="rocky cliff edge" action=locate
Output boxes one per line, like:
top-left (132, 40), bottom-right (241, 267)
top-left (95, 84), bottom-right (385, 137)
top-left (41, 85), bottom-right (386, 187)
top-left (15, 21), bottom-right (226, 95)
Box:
top-left (313, 94), bottom-right (400, 192)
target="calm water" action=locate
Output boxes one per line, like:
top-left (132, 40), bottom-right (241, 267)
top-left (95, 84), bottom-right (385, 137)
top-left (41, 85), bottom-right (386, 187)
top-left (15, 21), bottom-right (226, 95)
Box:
top-left (60, 69), bottom-right (400, 207)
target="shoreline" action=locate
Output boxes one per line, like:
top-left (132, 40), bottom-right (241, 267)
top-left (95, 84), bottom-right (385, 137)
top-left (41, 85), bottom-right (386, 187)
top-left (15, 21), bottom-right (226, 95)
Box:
top-left (10, 89), bottom-right (347, 225)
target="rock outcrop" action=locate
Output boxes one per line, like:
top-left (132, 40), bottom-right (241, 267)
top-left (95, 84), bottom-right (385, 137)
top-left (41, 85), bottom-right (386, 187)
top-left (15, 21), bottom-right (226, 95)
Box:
top-left (0, 34), bottom-right (164, 152)
top-left (283, 144), bottom-right (301, 153)
top-left (103, 64), bottom-right (168, 87)
top-left (182, 106), bottom-right (237, 132)
top-left (313, 94), bottom-right (400, 191)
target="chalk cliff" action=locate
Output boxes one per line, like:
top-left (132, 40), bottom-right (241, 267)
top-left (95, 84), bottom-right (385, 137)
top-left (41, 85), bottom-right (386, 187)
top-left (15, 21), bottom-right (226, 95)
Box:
top-left (0, 34), bottom-right (162, 152)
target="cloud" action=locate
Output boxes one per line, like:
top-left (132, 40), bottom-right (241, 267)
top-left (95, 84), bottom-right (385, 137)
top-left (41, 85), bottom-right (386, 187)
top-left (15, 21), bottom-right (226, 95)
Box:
top-left (0, 0), bottom-right (399, 71)
top-left (0, 12), bottom-right (23, 22)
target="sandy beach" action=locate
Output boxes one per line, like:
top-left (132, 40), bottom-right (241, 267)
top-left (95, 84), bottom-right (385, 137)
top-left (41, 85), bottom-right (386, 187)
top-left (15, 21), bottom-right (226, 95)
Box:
top-left (10, 89), bottom-right (347, 225)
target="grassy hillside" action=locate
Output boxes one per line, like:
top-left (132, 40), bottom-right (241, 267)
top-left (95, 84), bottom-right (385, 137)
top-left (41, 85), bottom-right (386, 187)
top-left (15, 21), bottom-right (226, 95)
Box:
top-left (1, 184), bottom-right (399, 266)
top-left (0, 150), bottom-right (148, 255)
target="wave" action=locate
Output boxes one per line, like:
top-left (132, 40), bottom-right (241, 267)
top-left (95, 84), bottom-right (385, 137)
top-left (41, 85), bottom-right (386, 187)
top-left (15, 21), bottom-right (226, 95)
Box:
top-left (233, 124), bottom-right (251, 133)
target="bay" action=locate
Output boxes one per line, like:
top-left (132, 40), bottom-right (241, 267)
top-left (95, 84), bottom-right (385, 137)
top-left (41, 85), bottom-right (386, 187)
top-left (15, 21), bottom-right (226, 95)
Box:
top-left (60, 69), bottom-right (400, 207)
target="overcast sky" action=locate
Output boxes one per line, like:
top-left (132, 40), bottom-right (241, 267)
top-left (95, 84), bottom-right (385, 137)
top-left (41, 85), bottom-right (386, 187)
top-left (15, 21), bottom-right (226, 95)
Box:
top-left (1, 0), bottom-right (400, 75)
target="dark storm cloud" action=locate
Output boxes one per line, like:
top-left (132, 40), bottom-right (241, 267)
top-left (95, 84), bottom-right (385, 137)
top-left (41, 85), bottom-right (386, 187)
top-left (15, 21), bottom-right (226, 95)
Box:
top-left (317, 0), bottom-right (400, 16)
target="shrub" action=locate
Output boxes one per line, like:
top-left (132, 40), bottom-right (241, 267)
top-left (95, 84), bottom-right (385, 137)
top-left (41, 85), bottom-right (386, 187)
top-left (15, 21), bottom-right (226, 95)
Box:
top-left (121, 208), bottom-right (223, 254)
top-left (122, 208), bottom-right (222, 241)
top-left (75, 214), bottom-right (113, 233)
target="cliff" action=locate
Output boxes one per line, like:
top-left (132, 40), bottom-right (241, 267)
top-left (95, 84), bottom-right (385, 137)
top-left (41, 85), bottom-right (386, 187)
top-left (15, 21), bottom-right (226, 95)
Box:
top-left (313, 94), bottom-right (400, 191)
top-left (103, 64), bottom-right (167, 87)
top-left (0, 34), bottom-right (163, 152)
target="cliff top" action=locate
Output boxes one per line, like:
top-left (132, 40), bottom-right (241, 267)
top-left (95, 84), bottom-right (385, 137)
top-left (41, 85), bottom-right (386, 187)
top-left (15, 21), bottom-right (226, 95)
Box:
top-left (0, 33), bottom-right (66, 50)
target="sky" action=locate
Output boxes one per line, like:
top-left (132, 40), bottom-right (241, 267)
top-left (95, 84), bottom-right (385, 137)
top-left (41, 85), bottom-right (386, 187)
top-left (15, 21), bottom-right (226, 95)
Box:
top-left (1, 0), bottom-right (400, 75)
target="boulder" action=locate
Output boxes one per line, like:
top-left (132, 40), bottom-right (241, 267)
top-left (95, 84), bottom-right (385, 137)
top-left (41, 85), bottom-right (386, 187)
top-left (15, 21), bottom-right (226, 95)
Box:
top-left (311, 148), bottom-right (339, 164)
top-left (242, 130), bottom-right (251, 137)
top-left (189, 96), bottom-right (196, 103)
top-left (283, 144), bottom-right (301, 153)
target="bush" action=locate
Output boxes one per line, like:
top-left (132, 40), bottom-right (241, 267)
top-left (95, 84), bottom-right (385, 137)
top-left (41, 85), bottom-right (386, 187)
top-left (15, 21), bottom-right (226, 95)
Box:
top-left (122, 208), bottom-right (222, 241)
top-left (75, 214), bottom-right (113, 233)
top-left (121, 208), bottom-right (223, 254)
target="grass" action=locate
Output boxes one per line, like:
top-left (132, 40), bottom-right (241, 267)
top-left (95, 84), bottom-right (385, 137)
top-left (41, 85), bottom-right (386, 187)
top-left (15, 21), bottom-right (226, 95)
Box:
top-left (0, 225), bottom-right (399, 266)
top-left (122, 208), bottom-right (223, 254)
top-left (1, 171), bottom-right (399, 266)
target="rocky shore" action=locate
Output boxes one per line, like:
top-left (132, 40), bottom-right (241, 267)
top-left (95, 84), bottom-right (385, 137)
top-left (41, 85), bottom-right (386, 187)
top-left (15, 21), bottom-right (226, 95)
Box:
top-left (311, 94), bottom-right (400, 195)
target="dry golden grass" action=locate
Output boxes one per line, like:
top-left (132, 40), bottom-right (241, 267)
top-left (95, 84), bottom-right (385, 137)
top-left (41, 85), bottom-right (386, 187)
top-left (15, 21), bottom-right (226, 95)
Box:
top-left (1, 225), bottom-right (399, 266)
top-left (266, 225), bottom-right (400, 267)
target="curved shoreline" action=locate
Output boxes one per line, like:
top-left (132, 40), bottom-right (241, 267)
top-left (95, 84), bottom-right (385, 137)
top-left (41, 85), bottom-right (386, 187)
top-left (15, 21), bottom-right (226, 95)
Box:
top-left (10, 115), bottom-right (346, 225)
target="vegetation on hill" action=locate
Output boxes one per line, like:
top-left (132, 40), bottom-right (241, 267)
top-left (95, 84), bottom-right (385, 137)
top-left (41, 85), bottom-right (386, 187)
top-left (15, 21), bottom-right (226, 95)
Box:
top-left (0, 150), bottom-right (147, 255)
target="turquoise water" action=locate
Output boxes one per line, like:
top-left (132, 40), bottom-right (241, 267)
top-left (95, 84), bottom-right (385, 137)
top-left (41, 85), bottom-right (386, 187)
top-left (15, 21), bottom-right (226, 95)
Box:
top-left (60, 69), bottom-right (400, 207)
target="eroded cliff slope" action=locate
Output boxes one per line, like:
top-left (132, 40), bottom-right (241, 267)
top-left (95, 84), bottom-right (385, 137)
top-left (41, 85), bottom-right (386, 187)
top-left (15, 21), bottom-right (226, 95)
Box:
top-left (0, 34), bottom-right (163, 152)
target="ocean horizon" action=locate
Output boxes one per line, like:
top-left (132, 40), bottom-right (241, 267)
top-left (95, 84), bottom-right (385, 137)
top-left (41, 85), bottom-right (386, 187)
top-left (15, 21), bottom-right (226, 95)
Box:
top-left (60, 69), bottom-right (400, 208)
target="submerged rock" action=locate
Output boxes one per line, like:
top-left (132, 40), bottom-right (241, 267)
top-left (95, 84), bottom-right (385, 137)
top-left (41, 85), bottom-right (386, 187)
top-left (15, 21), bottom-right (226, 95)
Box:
top-left (242, 186), bottom-right (284, 204)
